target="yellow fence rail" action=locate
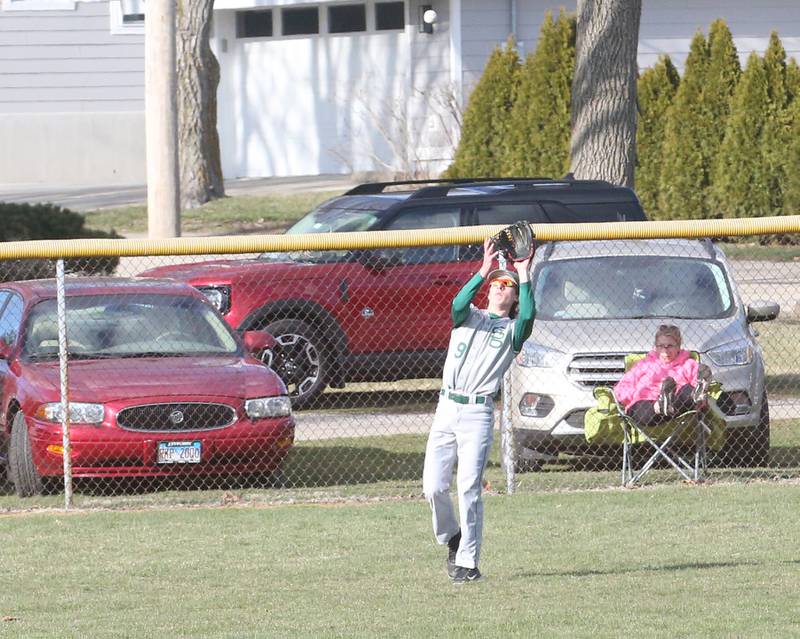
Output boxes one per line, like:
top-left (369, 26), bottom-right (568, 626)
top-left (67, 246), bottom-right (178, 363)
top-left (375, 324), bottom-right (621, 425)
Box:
top-left (2, 215), bottom-right (800, 259)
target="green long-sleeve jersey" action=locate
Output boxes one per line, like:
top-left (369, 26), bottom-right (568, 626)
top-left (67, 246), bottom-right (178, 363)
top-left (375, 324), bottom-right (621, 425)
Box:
top-left (441, 272), bottom-right (535, 396)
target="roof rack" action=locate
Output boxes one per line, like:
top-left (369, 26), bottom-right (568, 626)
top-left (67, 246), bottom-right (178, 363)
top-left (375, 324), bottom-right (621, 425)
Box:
top-left (700, 238), bottom-right (719, 260)
top-left (409, 178), bottom-right (606, 200)
top-left (344, 177), bottom-right (553, 196)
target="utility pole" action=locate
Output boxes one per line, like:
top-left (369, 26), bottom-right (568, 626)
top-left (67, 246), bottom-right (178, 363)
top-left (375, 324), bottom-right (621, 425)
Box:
top-left (145, 0), bottom-right (181, 238)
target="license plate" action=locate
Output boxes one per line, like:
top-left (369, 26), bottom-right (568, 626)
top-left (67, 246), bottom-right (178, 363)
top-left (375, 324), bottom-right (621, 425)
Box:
top-left (157, 441), bottom-right (201, 464)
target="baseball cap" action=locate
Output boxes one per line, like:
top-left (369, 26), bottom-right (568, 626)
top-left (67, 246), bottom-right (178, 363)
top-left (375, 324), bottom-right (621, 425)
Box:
top-left (486, 268), bottom-right (519, 287)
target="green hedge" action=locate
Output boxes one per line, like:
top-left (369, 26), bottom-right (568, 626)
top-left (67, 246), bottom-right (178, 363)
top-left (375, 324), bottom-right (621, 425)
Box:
top-left (502, 10), bottom-right (575, 178)
top-left (635, 55), bottom-right (680, 219)
top-left (0, 202), bottom-right (121, 282)
top-left (444, 37), bottom-right (520, 178)
top-left (445, 16), bottom-right (799, 225)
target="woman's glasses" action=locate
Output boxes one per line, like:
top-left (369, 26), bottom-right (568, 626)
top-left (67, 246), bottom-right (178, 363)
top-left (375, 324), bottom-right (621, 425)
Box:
top-left (655, 342), bottom-right (679, 351)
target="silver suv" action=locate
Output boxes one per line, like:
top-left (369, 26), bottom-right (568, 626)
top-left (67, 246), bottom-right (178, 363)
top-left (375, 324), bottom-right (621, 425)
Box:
top-left (510, 239), bottom-right (779, 469)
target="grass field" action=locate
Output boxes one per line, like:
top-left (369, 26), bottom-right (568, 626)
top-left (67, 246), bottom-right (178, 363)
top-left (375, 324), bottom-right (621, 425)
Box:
top-left (11, 193), bottom-right (795, 636)
top-left (82, 191), bottom-right (340, 236)
top-left (1, 418), bottom-right (797, 512)
top-left (1, 481), bottom-right (798, 638)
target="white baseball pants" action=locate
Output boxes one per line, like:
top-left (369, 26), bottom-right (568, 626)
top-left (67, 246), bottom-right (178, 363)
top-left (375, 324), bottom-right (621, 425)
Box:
top-left (422, 397), bottom-right (494, 570)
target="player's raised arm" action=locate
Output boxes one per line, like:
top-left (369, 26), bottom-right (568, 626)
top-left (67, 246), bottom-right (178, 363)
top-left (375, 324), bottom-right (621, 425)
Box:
top-left (451, 238), bottom-right (498, 327)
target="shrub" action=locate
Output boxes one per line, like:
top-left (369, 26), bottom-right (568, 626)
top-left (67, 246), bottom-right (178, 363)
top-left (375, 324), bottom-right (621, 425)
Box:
top-left (786, 58), bottom-right (800, 103)
top-left (784, 97), bottom-right (800, 217)
top-left (444, 37), bottom-right (520, 178)
top-left (712, 53), bottom-right (771, 219)
top-left (502, 10), bottom-right (575, 178)
top-left (0, 202), bottom-right (121, 283)
top-left (635, 55), bottom-right (680, 219)
top-left (761, 33), bottom-right (793, 217)
top-left (659, 30), bottom-right (711, 220)
top-left (703, 20), bottom-right (741, 214)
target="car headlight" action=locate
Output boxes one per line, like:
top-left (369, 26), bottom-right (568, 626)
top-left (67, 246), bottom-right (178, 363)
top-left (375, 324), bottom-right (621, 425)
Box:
top-left (35, 402), bottom-right (105, 425)
top-left (707, 340), bottom-right (753, 367)
top-left (245, 396), bottom-right (292, 419)
top-left (516, 342), bottom-right (562, 368)
top-left (196, 285), bottom-right (231, 314)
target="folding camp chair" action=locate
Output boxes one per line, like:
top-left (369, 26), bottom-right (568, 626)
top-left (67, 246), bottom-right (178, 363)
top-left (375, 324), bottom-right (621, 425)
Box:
top-left (585, 352), bottom-right (726, 487)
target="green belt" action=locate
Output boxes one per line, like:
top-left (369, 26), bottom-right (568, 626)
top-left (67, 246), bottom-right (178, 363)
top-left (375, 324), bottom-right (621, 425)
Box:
top-left (440, 389), bottom-right (488, 405)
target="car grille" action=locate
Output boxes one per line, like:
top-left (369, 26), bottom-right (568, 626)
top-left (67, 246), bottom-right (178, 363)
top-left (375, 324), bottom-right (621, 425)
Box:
top-left (117, 403), bottom-right (236, 432)
top-left (567, 353), bottom-right (627, 388)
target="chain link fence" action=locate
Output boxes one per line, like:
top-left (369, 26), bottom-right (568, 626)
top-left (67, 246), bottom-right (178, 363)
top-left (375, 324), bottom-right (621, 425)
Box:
top-left (0, 227), bottom-right (798, 508)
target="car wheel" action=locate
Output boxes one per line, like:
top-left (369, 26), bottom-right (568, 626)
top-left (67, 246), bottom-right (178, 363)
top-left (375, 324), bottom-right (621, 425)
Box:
top-left (260, 319), bottom-right (329, 409)
top-left (8, 412), bottom-right (44, 497)
top-left (721, 393), bottom-right (770, 468)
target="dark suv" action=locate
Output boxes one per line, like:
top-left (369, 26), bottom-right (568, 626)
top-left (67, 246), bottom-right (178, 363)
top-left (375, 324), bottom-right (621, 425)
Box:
top-left (142, 178), bottom-right (647, 407)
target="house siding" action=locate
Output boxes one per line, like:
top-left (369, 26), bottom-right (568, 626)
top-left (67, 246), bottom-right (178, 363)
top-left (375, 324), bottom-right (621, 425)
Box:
top-left (1, 0), bottom-right (799, 185)
top-left (0, 0), bottom-right (145, 183)
top-left (0, 1), bottom-right (144, 112)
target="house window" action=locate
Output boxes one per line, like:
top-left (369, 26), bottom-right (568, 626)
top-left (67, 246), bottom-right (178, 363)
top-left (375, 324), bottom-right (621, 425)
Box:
top-left (236, 9), bottom-right (273, 38)
top-left (110, 0), bottom-right (145, 35)
top-left (281, 6), bottom-right (319, 36)
top-left (328, 4), bottom-right (366, 34)
top-left (120, 0), bottom-right (144, 22)
top-left (375, 1), bottom-right (404, 30)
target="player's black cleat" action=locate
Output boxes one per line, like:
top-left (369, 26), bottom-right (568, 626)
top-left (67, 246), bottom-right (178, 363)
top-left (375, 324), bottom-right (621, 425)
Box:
top-left (446, 530), bottom-right (461, 579)
top-left (451, 566), bottom-right (483, 584)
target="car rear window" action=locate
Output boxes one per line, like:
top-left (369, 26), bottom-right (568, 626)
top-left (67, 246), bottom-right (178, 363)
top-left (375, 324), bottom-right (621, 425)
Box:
top-left (476, 203), bottom-right (549, 225)
top-left (541, 201), bottom-right (647, 223)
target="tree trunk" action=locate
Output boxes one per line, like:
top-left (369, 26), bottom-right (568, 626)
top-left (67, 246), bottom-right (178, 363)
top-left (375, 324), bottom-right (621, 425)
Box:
top-left (569, 0), bottom-right (641, 187)
top-left (177, 0), bottom-right (225, 209)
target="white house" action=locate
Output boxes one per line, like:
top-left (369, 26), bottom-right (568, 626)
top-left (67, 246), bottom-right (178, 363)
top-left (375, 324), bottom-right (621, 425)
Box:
top-left (1, 0), bottom-right (799, 186)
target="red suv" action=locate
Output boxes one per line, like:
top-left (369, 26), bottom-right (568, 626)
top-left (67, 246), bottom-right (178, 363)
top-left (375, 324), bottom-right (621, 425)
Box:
top-left (142, 178), bottom-right (647, 408)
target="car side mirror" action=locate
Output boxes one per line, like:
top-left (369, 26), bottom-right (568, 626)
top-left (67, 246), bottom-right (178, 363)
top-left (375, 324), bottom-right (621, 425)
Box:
top-left (746, 301), bottom-right (780, 323)
top-left (242, 330), bottom-right (276, 353)
top-left (0, 338), bottom-right (11, 360)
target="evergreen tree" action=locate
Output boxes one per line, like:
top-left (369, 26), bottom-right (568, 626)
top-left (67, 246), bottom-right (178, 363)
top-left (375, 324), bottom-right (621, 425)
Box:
top-left (786, 57), bottom-right (800, 102)
top-left (761, 33), bottom-right (791, 216)
top-left (783, 97), bottom-right (800, 216)
top-left (712, 53), bottom-right (771, 218)
top-left (444, 38), bottom-right (520, 177)
top-left (783, 58), bottom-right (800, 217)
top-left (659, 31), bottom-right (711, 219)
top-left (503, 10), bottom-right (575, 177)
top-left (635, 55), bottom-right (680, 219)
top-left (704, 20), bottom-right (741, 214)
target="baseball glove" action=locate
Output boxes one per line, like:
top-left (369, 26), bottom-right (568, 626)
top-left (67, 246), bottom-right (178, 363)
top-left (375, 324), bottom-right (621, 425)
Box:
top-left (492, 220), bottom-right (535, 262)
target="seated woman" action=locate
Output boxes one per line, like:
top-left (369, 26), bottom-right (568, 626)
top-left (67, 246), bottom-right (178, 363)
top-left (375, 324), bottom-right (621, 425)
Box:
top-left (614, 324), bottom-right (710, 426)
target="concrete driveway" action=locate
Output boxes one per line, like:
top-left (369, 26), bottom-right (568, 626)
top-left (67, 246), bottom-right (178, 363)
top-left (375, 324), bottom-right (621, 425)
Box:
top-left (0, 174), bottom-right (358, 212)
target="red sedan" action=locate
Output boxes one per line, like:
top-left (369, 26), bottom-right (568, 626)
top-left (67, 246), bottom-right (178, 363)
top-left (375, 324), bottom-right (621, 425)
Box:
top-left (0, 278), bottom-right (294, 496)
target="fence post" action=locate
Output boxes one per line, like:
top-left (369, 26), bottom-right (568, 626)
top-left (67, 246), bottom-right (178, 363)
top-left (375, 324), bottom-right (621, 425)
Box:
top-left (56, 260), bottom-right (74, 509)
top-left (495, 253), bottom-right (516, 494)
top-left (501, 369), bottom-right (515, 494)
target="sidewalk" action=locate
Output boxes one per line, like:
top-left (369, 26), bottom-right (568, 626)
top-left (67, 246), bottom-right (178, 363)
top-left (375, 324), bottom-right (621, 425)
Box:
top-left (0, 174), bottom-right (359, 212)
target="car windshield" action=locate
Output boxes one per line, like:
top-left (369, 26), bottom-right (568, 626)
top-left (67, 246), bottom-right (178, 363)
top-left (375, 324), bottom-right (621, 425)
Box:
top-left (23, 293), bottom-right (239, 359)
top-left (533, 256), bottom-right (733, 320)
top-left (258, 196), bottom-right (392, 264)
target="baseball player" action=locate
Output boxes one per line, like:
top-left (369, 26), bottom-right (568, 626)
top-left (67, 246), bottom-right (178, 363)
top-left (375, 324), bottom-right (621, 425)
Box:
top-left (422, 237), bottom-right (535, 584)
